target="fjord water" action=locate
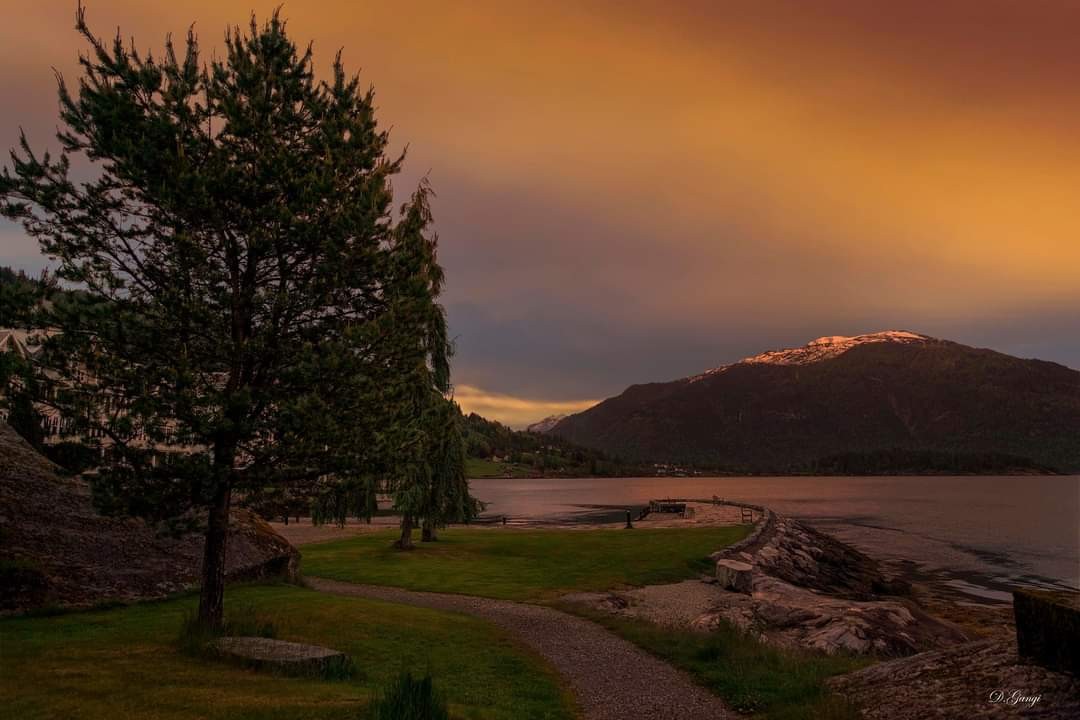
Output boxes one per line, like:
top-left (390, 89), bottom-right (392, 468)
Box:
top-left (470, 475), bottom-right (1080, 602)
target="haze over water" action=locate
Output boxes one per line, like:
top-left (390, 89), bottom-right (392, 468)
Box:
top-left (471, 475), bottom-right (1080, 602)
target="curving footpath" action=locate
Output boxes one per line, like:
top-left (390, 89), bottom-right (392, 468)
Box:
top-left (308, 577), bottom-right (730, 720)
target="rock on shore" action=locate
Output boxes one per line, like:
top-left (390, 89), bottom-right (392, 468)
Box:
top-left (745, 514), bottom-right (910, 599)
top-left (698, 507), bottom-right (967, 655)
top-left (692, 574), bottom-right (967, 655)
top-left (566, 502), bottom-right (968, 656)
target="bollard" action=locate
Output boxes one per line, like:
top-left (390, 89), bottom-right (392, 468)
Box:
top-left (625, 509), bottom-right (633, 529)
top-left (502, 515), bottom-right (507, 526)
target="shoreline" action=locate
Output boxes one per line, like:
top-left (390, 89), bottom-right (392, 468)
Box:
top-left (272, 499), bottom-right (1039, 615)
top-left (467, 468), bottom-right (1069, 480)
top-left (467, 475), bottom-right (1080, 602)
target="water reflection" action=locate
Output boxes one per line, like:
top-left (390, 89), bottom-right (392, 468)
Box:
top-left (470, 475), bottom-right (1080, 598)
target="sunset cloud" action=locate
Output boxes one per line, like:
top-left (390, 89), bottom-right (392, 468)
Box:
top-left (2, 1), bottom-right (1077, 406)
top-left (452, 385), bottom-right (597, 429)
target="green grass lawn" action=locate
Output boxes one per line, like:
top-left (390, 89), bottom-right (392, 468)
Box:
top-left (300, 525), bottom-right (752, 601)
top-left (465, 457), bottom-right (505, 478)
top-left (564, 607), bottom-right (868, 720)
top-left (0, 584), bottom-right (574, 720)
top-left (464, 458), bottom-right (533, 478)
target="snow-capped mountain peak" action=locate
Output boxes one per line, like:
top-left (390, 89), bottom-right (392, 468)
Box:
top-left (526, 414), bottom-right (568, 433)
top-left (692, 331), bottom-right (933, 380)
top-left (743, 331), bottom-right (931, 366)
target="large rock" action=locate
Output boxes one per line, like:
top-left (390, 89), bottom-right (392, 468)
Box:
top-left (214, 637), bottom-right (351, 677)
top-left (1014, 589), bottom-right (1080, 676)
top-left (694, 576), bottom-right (968, 656)
top-left (830, 638), bottom-right (1080, 719)
top-left (696, 508), bottom-right (963, 656)
top-left (0, 425), bottom-right (299, 612)
top-left (715, 559), bottom-right (753, 594)
top-left (752, 515), bottom-right (906, 599)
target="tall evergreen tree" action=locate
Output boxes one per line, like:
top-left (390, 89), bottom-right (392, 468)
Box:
top-left (418, 398), bottom-right (477, 542)
top-left (369, 183), bottom-right (475, 549)
top-left (0, 8), bottom-right (460, 628)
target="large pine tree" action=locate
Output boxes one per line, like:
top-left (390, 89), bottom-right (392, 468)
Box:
top-left (1, 8), bottom-right (463, 628)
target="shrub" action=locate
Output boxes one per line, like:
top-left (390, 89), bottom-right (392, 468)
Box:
top-left (368, 671), bottom-right (449, 720)
top-left (42, 441), bottom-right (101, 474)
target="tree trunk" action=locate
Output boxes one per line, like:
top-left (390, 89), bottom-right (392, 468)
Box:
top-left (421, 519), bottom-right (437, 542)
top-left (198, 480), bottom-right (232, 629)
top-left (395, 513), bottom-right (414, 550)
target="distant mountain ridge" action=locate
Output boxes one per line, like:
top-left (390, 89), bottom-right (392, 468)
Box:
top-left (549, 331), bottom-right (1080, 473)
top-left (526, 414), bottom-right (568, 434)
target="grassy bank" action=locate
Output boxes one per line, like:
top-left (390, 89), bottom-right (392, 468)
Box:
top-left (465, 457), bottom-right (533, 478)
top-left (301, 525), bottom-right (752, 601)
top-left (0, 583), bottom-right (573, 720)
top-left (565, 606), bottom-right (867, 720)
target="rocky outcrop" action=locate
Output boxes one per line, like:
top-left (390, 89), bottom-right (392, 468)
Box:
top-left (829, 638), bottom-right (1080, 719)
top-left (0, 425), bottom-right (299, 612)
top-left (224, 508), bottom-right (301, 583)
top-left (712, 508), bottom-right (908, 599)
top-left (699, 507), bottom-right (963, 655)
top-left (693, 575), bottom-right (968, 656)
top-left (561, 501), bottom-right (967, 657)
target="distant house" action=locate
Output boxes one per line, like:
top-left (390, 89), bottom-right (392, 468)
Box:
top-left (0, 327), bottom-right (128, 446)
top-left (2, 328), bottom-right (74, 440)
top-left (0, 328), bottom-right (33, 360)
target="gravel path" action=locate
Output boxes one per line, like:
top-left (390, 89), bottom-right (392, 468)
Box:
top-left (308, 578), bottom-right (730, 720)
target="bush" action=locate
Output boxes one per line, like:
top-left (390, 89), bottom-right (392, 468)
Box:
top-left (368, 671), bottom-right (449, 720)
top-left (42, 441), bottom-right (101, 474)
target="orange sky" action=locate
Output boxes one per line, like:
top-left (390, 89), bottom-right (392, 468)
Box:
top-left (2, 1), bottom-right (1078, 425)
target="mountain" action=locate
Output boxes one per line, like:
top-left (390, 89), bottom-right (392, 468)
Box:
top-left (549, 331), bottom-right (1080, 473)
top-left (526, 414), bottom-right (568, 434)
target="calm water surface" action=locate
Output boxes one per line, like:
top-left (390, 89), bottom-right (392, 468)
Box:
top-left (470, 476), bottom-right (1080, 602)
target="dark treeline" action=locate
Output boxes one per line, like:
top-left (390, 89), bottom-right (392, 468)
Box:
top-left (803, 448), bottom-right (1059, 476)
top-left (461, 412), bottom-right (655, 477)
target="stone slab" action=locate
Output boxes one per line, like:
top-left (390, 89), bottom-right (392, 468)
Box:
top-left (214, 636), bottom-right (350, 676)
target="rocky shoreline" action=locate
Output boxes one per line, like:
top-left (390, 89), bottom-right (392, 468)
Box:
top-left (569, 501), bottom-right (970, 656)
top-left (565, 499), bottom-right (1080, 718)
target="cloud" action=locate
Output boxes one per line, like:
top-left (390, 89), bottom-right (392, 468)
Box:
top-left (2, 0), bottom-right (1078, 404)
top-left (452, 384), bottom-right (598, 429)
